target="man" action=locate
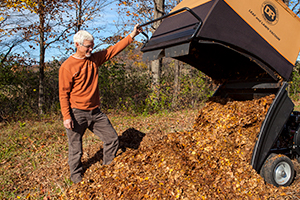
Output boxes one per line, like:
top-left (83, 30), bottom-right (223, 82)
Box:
top-left (59, 24), bottom-right (142, 183)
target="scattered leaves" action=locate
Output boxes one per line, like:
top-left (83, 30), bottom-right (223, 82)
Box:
top-left (66, 95), bottom-right (300, 199)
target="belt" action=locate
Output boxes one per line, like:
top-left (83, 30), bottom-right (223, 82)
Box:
top-left (72, 107), bottom-right (100, 114)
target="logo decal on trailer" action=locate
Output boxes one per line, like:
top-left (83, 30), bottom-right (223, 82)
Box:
top-left (262, 1), bottom-right (279, 25)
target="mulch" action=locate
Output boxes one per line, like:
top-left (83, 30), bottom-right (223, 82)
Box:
top-left (65, 95), bottom-right (300, 199)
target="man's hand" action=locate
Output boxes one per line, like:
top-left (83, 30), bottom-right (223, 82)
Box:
top-left (129, 24), bottom-right (143, 39)
top-left (64, 118), bottom-right (74, 130)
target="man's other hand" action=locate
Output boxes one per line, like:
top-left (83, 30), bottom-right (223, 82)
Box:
top-left (64, 118), bottom-right (74, 130)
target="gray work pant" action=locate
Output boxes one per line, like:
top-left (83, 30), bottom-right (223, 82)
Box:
top-left (66, 108), bottom-right (119, 183)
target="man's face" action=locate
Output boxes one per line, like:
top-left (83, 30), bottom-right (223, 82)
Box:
top-left (76, 40), bottom-right (94, 58)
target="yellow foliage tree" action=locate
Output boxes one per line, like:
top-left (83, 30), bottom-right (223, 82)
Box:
top-left (4, 0), bottom-right (36, 10)
top-left (0, 0), bottom-right (122, 115)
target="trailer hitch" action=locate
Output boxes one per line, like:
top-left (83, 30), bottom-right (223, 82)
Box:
top-left (138, 7), bottom-right (203, 44)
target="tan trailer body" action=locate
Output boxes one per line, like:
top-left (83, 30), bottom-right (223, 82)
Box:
top-left (173, 0), bottom-right (300, 66)
top-left (141, 0), bottom-right (300, 81)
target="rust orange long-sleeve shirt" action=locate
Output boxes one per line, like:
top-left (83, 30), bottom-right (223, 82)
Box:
top-left (59, 35), bottom-right (133, 121)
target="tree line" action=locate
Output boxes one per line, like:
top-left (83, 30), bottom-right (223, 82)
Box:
top-left (0, 0), bottom-right (299, 120)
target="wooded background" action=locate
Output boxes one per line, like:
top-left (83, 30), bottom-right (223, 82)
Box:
top-left (0, 0), bottom-right (299, 120)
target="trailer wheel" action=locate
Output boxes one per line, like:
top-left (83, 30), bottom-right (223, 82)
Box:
top-left (260, 153), bottom-right (294, 187)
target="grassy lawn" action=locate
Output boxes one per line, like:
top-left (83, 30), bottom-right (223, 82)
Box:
top-left (294, 100), bottom-right (300, 111)
top-left (2, 100), bottom-right (300, 199)
top-left (0, 109), bottom-right (199, 199)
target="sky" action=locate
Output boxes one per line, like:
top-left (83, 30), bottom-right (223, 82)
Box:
top-left (2, 2), bottom-right (300, 63)
top-left (41, 4), bottom-right (136, 62)
top-left (1, 1), bottom-right (145, 63)
top-left (42, 3), bottom-right (300, 63)
top-left (44, 8), bottom-right (120, 61)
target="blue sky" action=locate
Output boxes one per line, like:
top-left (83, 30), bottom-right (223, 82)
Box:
top-left (2, 2), bottom-right (299, 63)
top-left (42, 3), bottom-right (300, 63)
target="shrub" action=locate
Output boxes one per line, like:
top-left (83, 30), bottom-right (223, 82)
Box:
top-left (0, 55), bottom-right (213, 120)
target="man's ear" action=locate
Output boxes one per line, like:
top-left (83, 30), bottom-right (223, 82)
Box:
top-left (75, 42), bottom-right (80, 48)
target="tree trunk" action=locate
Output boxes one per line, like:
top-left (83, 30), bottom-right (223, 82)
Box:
top-left (38, 0), bottom-right (45, 115)
top-left (151, 59), bottom-right (162, 86)
top-left (151, 0), bottom-right (164, 89)
top-left (172, 59), bottom-right (180, 108)
top-left (189, 67), bottom-right (196, 107)
top-left (172, 0), bottom-right (181, 108)
top-left (76, 0), bottom-right (82, 32)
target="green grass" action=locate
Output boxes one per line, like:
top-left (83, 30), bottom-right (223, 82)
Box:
top-left (294, 101), bottom-right (300, 111)
top-left (2, 99), bottom-right (300, 199)
top-left (0, 109), bottom-right (198, 199)
top-left (0, 117), bottom-right (70, 199)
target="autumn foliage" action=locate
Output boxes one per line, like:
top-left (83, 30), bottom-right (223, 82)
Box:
top-left (65, 94), bottom-right (299, 199)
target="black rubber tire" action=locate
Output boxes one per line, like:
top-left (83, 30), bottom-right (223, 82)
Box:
top-left (260, 153), bottom-right (294, 187)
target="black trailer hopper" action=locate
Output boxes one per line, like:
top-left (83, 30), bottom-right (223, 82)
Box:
top-left (139, 0), bottom-right (300, 186)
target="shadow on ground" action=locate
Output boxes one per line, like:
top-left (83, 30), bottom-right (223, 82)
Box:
top-left (82, 128), bottom-right (145, 172)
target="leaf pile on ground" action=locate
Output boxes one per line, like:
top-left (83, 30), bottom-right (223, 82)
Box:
top-left (66, 94), bottom-right (300, 199)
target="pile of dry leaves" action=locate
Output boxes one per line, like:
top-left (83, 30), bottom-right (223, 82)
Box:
top-left (66, 95), bottom-right (298, 199)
